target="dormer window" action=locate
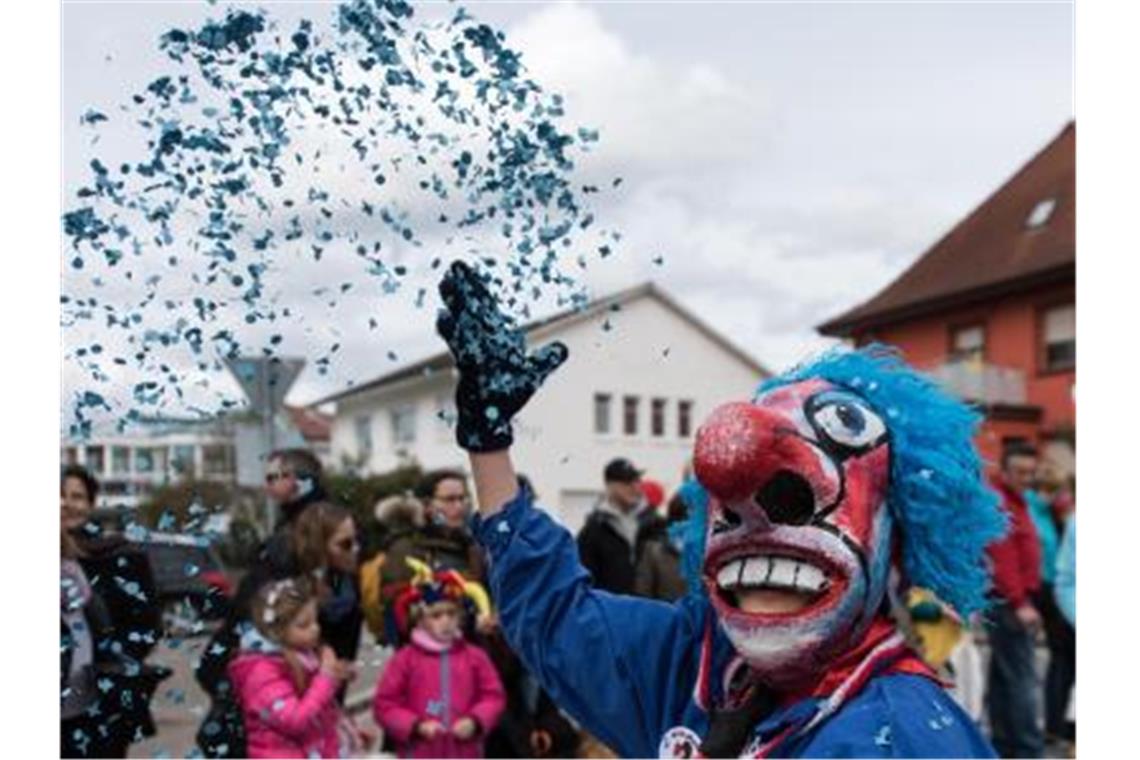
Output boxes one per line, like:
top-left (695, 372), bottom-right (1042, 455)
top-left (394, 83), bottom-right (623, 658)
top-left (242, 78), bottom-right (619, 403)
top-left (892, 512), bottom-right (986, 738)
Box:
top-left (1026, 197), bottom-right (1057, 229)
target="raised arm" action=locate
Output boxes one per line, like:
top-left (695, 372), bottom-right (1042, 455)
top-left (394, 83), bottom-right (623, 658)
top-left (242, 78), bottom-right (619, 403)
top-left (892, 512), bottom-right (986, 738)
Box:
top-left (434, 262), bottom-right (707, 756)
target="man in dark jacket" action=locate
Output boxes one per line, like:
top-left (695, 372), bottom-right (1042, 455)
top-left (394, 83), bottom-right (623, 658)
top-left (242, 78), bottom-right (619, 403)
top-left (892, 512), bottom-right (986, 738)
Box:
top-left (576, 458), bottom-right (653, 595)
top-left (985, 443), bottom-right (1045, 759)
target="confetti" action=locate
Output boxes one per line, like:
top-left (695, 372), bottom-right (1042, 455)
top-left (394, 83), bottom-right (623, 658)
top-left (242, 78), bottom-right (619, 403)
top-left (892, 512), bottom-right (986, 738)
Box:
top-left (63, 1), bottom-right (622, 433)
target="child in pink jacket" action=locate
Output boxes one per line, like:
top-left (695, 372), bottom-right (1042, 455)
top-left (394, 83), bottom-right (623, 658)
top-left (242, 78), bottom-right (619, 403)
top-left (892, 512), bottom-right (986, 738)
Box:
top-left (228, 577), bottom-right (364, 758)
top-left (373, 565), bottom-right (506, 758)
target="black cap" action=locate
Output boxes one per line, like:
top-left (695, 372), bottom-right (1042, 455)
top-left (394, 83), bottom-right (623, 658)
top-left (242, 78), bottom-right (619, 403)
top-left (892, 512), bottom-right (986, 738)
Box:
top-left (604, 458), bottom-right (643, 484)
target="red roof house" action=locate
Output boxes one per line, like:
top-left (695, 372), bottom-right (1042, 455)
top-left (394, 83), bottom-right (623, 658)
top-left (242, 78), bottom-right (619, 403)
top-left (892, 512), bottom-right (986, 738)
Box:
top-left (819, 123), bottom-right (1075, 474)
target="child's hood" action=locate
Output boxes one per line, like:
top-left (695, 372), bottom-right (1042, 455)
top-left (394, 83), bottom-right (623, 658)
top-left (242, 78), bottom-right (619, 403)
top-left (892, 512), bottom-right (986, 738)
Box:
top-left (228, 625), bottom-right (286, 682)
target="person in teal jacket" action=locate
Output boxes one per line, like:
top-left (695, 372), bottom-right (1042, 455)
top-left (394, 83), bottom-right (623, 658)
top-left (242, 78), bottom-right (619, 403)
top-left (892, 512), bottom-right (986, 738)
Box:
top-left (1055, 516), bottom-right (1075, 627)
top-left (433, 261), bottom-right (1002, 758)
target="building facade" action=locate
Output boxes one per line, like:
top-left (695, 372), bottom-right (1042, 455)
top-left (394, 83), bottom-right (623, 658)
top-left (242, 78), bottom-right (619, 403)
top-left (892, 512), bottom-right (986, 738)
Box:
top-left (62, 409), bottom-right (325, 510)
top-left (62, 418), bottom-right (240, 510)
top-left (819, 123), bottom-right (1075, 475)
top-left (322, 283), bottom-right (769, 533)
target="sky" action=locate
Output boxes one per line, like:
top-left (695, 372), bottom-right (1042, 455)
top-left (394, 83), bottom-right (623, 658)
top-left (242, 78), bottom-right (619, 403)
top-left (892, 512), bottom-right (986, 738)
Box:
top-left (60, 0), bottom-right (1074, 424)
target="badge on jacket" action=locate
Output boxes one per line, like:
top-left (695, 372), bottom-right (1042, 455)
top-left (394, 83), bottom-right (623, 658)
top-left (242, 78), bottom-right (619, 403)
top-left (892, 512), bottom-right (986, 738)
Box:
top-left (658, 726), bottom-right (701, 758)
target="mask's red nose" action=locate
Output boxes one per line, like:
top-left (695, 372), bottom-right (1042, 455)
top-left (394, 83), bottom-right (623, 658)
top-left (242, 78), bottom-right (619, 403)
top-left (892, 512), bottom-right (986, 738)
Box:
top-left (693, 401), bottom-right (800, 502)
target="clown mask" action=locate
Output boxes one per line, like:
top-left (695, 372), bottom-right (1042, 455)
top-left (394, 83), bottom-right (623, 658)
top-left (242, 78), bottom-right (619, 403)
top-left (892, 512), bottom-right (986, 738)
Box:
top-left (694, 378), bottom-right (895, 688)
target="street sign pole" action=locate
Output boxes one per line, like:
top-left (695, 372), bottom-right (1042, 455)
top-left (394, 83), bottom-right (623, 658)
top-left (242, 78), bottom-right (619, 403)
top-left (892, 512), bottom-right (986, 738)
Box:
top-left (224, 356), bottom-right (305, 538)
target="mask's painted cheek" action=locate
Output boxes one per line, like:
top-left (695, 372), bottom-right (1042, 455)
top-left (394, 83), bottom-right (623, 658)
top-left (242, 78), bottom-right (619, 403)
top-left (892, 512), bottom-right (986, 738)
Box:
top-left (828, 444), bottom-right (891, 548)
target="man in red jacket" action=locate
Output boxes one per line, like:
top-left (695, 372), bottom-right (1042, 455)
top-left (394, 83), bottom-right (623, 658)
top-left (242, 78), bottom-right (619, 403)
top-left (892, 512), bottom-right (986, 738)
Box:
top-left (985, 442), bottom-right (1044, 758)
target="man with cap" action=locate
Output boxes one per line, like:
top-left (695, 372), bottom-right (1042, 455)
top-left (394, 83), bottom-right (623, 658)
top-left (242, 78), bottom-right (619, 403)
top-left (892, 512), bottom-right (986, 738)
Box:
top-left (576, 458), bottom-right (655, 595)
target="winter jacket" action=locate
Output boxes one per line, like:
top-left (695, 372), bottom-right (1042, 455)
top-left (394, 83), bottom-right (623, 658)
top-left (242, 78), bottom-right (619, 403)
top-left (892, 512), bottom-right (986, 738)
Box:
top-left (228, 646), bottom-right (343, 759)
top-left (470, 488), bottom-right (996, 758)
top-left (578, 504), bottom-right (664, 596)
top-left (420, 522), bottom-right (487, 584)
top-left (362, 500), bottom-right (436, 644)
top-left (987, 478), bottom-right (1042, 609)
top-left (319, 569), bottom-right (365, 661)
top-left (65, 530), bottom-right (170, 747)
top-left (373, 630), bottom-right (506, 758)
top-left (634, 536), bottom-right (687, 602)
top-left (1054, 516), bottom-right (1076, 626)
top-left (74, 531), bottom-right (163, 664)
top-left (1025, 490), bottom-right (1060, 585)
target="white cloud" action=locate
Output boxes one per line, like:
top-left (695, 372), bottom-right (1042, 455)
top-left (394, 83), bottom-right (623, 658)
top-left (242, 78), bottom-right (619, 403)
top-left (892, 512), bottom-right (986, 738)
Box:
top-left (506, 1), bottom-right (771, 173)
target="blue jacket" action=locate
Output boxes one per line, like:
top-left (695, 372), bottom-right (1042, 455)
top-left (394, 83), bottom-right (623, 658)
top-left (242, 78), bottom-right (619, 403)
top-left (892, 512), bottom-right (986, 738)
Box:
top-left (1054, 516), bottom-right (1075, 626)
top-left (1025, 490), bottom-right (1059, 585)
top-left (473, 489), bottom-right (995, 758)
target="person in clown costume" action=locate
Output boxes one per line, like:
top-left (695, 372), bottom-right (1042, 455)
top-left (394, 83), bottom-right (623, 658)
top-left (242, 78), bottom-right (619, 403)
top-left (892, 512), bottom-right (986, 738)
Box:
top-left (433, 261), bottom-right (1003, 758)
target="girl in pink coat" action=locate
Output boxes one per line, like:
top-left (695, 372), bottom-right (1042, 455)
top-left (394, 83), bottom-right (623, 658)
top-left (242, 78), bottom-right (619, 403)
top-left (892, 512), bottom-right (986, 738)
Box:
top-left (228, 577), bottom-right (365, 758)
top-left (373, 564), bottom-right (506, 758)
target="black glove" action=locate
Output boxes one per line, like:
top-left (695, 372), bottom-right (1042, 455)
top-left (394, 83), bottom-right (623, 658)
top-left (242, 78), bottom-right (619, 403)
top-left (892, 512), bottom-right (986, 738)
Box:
top-left (435, 261), bottom-right (568, 452)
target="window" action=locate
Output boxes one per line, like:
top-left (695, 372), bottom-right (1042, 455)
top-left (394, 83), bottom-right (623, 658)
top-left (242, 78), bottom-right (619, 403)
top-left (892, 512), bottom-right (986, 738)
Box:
top-left (152, 448), bottom-right (168, 477)
top-left (354, 415), bottom-right (373, 458)
top-left (171, 445), bottom-right (195, 476)
top-left (64, 447), bottom-right (78, 465)
top-left (651, 398), bottom-right (667, 437)
top-left (949, 324), bottom-right (986, 363)
top-left (1042, 304), bottom-right (1075, 371)
top-left (1026, 197), bottom-right (1057, 229)
top-left (678, 400), bottom-right (694, 439)
top-left (593, 393), bottom-right (612, 434)
top-left (84, 445), bottom-right (105, 474)
top-left (111, 446), bottom-right (131, 474)
top-left (203, 445), bottom-right (235, 476)
top-left (390, 406), bottom-right (417, 445)
top-left (134, 447), bottom-right (155, 473)
top-left (623, 396), bottom-right (640, 436)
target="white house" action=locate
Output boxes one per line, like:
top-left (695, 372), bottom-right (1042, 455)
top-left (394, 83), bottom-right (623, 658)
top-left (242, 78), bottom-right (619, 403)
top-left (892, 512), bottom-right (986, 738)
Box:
top-left (320, 282), bottom-right (769, 533)
top-left (62, 409), bottom-right (327, 511)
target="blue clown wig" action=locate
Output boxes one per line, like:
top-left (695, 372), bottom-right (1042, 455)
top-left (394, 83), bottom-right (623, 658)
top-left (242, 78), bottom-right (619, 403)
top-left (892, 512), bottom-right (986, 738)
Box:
top-left (675, 344), bottom-right (1006, 616)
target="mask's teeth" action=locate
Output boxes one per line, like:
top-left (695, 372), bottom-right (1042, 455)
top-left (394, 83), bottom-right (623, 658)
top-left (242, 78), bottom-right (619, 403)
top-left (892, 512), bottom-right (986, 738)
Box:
top-left (716, 560), bottom-right (743, 589)
top-left (715, 554), bottom-right (830, 596)
top-left (768, 557), bottom-right (798, 587)
top-left (796, 562), bottom-right (828, 593)
top-left (741, 556), bottom-right (771, 586)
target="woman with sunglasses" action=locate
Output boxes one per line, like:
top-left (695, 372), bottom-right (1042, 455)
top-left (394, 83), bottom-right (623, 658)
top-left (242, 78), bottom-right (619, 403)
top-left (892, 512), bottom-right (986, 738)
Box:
top-left (292, 502), bottom-right (366, 665)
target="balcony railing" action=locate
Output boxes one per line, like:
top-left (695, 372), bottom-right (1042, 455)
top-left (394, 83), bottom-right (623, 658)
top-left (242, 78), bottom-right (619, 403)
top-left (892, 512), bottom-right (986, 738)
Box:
top-left (927, 361), bottom-right (1027, 406)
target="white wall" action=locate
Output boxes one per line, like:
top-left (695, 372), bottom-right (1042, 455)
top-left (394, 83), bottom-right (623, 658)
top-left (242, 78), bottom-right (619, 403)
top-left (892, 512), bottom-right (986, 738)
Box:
top-left (329, 292), bottom-right (765, 533)
top-left (331, 373), bottom-right (467, 476)
top-left (514, 294), bottom-right (762, 532)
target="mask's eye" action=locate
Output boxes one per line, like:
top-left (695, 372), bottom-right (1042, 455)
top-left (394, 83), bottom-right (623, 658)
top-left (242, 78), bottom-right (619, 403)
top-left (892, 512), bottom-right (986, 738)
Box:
top-left (809, 398), bottom-right (886, 450)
